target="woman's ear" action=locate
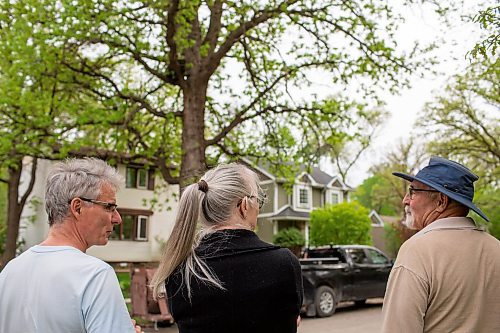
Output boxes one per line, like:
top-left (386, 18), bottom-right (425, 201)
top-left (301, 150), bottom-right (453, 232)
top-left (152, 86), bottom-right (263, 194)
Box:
top-left (239, 197), bottom-right (248, 219)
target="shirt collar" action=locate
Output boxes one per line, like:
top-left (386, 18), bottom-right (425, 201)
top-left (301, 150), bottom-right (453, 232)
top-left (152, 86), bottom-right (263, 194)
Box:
top-left (415, 216), bottom-right (479, 237)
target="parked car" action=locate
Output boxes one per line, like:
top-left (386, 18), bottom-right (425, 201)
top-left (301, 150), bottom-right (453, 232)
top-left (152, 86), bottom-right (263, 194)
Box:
top-left (301, 245), bottom-right (393, 317)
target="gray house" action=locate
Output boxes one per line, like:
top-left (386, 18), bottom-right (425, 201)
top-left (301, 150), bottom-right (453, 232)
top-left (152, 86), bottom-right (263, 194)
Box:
top-left (240, 160), bottom-right (353, 246)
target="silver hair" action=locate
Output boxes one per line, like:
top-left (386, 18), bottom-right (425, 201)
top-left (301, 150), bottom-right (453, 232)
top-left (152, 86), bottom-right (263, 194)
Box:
top-left (151, 163), bottom-right (263, 299)
top-left (45, 157), bottom-right (122, 226)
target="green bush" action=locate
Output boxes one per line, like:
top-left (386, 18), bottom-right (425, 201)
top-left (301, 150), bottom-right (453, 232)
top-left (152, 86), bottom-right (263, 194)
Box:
top-left (310, 201), bottom-right (372, 246)
top-left (273, 227), bottom-right (305, 248)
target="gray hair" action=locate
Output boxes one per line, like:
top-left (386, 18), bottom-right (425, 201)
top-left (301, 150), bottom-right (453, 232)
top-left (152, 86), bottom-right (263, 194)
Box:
top-left (151, 163), bottom-right (263, 299)
top-left (45, 157), bottom-right (122, 226)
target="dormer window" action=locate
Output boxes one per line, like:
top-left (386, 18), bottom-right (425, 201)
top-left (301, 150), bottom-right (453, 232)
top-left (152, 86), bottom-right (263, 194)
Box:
top-left (327, 189), bottom-right (343, 205)
top-left (299, 189), bottom-right (309, 205)
top-left (295, 184), bottom-right (312, 209)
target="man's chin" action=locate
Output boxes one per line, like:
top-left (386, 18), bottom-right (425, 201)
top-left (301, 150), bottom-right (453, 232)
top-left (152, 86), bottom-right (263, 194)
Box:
top-left (403, 215), bottom-right (417, 230)
top-left (97, 238), bottom-right (110, 246)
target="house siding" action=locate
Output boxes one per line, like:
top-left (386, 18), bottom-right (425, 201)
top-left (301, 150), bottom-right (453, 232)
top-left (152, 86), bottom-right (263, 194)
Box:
top-left (312, 188), bottom-right (322, 207)
top-left (277, 184), bottom-right (288, 207)
top-left (257, 218), bottom-right (274, 243)
top-left (260, 183), bottom-right (274, 214)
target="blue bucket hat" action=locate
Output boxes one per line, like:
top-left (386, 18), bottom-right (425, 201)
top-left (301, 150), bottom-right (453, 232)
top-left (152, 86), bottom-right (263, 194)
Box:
top-left (393, 156), bottom-right (489, 222)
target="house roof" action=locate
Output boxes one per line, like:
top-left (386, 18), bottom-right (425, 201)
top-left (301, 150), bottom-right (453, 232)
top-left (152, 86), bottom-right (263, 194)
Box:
top-left (369, 210), bottom-right (401, 226)
top-left (310, 167), bottom-right (333, 185)
top-left (379, 215), bottom-right (401, 225)
top-left (239, 157), bottom-right (352, 189)
top-left (268, 206), bottom-right (310, 220)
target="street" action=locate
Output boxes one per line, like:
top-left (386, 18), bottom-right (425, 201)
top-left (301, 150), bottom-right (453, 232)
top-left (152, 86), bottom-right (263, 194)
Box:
top-left (143, 299), bottom-right (383, 333)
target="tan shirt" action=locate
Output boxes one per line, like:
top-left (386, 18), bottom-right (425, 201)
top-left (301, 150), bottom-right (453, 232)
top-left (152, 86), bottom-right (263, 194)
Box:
top-left (381, 217), bottom-right (500, 333)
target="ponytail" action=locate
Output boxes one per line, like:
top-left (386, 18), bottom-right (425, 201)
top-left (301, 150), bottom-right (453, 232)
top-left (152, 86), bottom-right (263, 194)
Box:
top-left (151, 163), bottom-right (260, 299)
top-left (151, 183), bottom-right (224, 299)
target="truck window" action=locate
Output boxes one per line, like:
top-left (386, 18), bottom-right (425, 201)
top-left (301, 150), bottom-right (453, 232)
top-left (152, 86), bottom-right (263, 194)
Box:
top-left (346, 249), bottom-right (369, 264)
top-left (366, 249), bottom-right (389, 264)
top-left (307, 248), bottom-right (346, 263)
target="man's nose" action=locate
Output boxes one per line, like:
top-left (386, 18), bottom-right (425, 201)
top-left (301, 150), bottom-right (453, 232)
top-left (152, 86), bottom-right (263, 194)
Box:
top-left (112, 210), bottom-right (122, 224)
top-left (402, 192), bottom-right (410, 205)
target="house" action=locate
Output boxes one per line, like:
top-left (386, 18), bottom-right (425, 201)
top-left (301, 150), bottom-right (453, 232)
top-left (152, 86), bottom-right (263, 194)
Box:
top-left (18, 158), bottom-right (179, 263)
top-left (369, 210), bottom-right (401, 257)
top-left (241, 160), bottom-right (353, 246)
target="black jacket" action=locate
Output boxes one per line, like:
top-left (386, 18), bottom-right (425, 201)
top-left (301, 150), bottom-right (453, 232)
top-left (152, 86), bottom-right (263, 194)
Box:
top-left (165, 229), bottom-right (303, 333)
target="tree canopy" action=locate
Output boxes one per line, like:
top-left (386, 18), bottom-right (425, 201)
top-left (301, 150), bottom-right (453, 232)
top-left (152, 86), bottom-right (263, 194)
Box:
top-left (309, 202), bottom-right (372, 246)
top-left (0, 0), bottom-right (449, 266)
top-left (468, 4), bottom-right (499, 60)
top-left (418, 59), bottom-right (499, 234)
top-left (418, 60), bottom-right (499, 186)
top-left (25, 0), bottom-right (439, 186)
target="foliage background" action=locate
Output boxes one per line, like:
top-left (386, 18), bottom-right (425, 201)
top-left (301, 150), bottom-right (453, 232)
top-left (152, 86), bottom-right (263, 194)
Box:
top-left (310, 202), bottom-right (372, 246)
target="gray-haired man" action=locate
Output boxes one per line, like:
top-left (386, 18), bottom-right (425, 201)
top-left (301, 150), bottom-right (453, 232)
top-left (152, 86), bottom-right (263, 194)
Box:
top-left (0, 158), bottom-right (142, 333)
top-left (382, 157), bottom-right (500, 332)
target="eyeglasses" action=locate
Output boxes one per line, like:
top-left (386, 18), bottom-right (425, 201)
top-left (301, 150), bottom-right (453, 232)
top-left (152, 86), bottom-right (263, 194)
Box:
top-left (78, 197), bottom-right (118, 213)
top-left (237, 195), bottom-right (266, 209)
top-left (407, 186), bottom-right (439, 199)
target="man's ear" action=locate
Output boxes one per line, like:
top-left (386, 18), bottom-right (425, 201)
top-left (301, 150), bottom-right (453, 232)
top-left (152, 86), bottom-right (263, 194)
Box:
top-left (435, 193), bottom-right (449, 213)
top-left (69, 199), bottom-right (82, 218)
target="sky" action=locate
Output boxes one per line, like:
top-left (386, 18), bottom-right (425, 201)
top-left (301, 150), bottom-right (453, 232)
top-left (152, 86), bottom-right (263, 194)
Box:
top-left (321, 1), bottom-right (486, 187)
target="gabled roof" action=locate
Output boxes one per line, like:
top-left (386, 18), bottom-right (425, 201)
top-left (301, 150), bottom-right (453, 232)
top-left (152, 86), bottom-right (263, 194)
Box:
top-left (369, 210), bottom-right (401, 226)
top-left (268, 205), bottom-right (310, 220)
top-left (239, 157), bottom-right (352, 189)
top-left (296, 172), bottom-right (316, 185)
top-left (326, 175), bottom-right (351, 190)
top-left (310, 167), bottom-right (333, 185)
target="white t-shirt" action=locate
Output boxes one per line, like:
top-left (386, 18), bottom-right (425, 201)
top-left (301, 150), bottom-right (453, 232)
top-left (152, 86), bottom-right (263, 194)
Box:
top-left (0, 245), bottom-right (135, 333)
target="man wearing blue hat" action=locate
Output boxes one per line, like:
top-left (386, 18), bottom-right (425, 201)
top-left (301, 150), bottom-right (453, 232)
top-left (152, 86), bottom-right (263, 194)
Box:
top-left (381, 156), bottom-right (500, 333)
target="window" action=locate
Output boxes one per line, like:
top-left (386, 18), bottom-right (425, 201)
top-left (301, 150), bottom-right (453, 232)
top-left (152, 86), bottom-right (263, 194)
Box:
top-left (299, 189), bottom-right (309, 205)
top-left (110, 212), bottom-right (150, 241)
top-left (306, 248), bottom-right (346, 263)
top-left (346, 248), bottom-right (369, 264)
top-left (295, 185), bottom-right (311, 209)
top-left (137, 169), bottom-right (148, 188)
top-left (331, 193), bottom-right (339, 205)
top-left (136, 216), bottom-right (148, 240)
top-left (366, 249), bottom-right (390, 264)
top-left (126, 166), bottom-right (154, 190)
top-left (327, 189), bottom-right (342, 205)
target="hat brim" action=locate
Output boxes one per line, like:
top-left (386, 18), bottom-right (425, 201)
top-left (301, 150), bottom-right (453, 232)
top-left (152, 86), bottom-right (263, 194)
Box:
top-left (393, 172), bottom-right (490, 222)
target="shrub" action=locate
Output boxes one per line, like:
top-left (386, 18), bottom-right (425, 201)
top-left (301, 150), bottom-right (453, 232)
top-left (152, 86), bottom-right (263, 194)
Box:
top-left (273, 227), bottom-right (305, 257)
top-left (310, 201), bottom-right (372, 246)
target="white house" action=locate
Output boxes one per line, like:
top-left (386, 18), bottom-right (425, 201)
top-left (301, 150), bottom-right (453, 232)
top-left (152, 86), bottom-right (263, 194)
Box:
top-left (18, 158), bottom-right (179, 263)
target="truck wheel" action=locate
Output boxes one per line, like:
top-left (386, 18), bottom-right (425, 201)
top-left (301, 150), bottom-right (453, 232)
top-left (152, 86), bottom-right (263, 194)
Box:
top-left (315, 286), bottom-right (337, 317)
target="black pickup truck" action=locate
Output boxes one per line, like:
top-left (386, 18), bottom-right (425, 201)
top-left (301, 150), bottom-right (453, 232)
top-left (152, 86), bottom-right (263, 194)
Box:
top-left (301, 245), bottom-right (393, 317)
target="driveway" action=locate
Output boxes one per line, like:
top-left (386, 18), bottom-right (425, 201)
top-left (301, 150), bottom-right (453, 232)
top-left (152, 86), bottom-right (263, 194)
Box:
top-left (143, 299), bottom-right (383, 333)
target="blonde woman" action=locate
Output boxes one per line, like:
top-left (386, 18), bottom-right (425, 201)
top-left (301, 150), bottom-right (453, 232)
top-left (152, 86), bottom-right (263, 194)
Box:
top-left (151, 163), bottom-right (303, 333)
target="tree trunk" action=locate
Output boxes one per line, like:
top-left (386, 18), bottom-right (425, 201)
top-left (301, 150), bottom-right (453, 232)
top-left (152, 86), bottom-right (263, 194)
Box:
top-left (1, 157), bottom-right (37, 271)
top-left (1, 161), bottom-right (23, 270)
top-left (180, 79), bottom-right (208, 189)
